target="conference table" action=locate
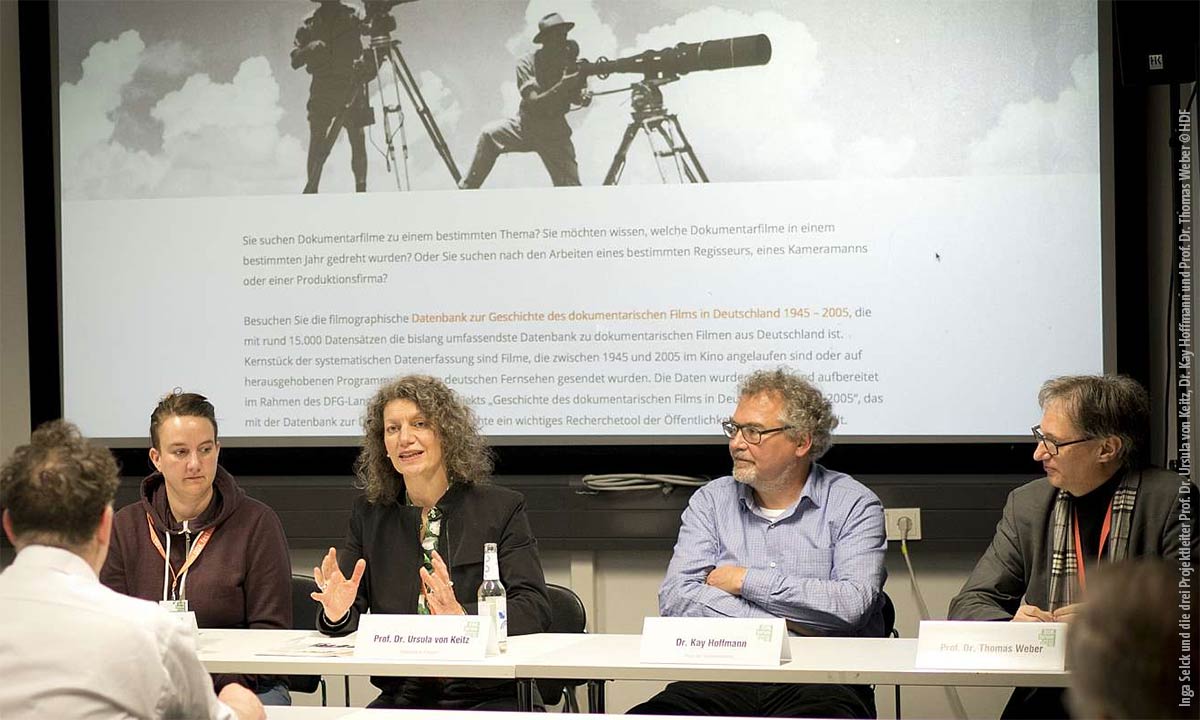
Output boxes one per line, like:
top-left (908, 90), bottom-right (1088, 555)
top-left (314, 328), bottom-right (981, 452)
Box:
top-left (265, 711), bottom-right (430, 720)
top-left (264, 710), bottom-right (764, 719)
top-left (511, 633), bottom-right (1070, 712)
top-left (197, 629), bottom-right (1070, 713)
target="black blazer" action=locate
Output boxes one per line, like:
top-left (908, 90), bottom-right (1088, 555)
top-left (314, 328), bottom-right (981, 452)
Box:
top-left (948, 468), bottom-right (1195, 620)
top-left (318, 482), bottom-right (551, 635)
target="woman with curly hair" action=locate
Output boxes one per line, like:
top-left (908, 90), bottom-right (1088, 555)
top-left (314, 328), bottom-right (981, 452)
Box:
top-left (311, 375), bottom-right (551, 710)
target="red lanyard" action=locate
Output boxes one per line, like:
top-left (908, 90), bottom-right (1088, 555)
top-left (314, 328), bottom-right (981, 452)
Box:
top-left (1072, 498), bottom-right (1114, 593)
top-left (146, 513), bottom-right (214, 599)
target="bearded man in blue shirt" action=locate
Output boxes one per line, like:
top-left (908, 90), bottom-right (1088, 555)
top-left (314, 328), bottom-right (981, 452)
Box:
top-left (631, 368), bottom-right (886, 718)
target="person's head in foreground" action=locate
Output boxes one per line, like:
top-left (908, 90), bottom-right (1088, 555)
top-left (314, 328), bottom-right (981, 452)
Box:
top-left (1, 419), bottom-right (119, 569)
top-left (1067, 559), bottom-right (1191, 719)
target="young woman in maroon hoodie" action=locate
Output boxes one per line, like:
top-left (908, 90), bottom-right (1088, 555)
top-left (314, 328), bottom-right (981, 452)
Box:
top-left (101, 392), bottom-right (293, 705)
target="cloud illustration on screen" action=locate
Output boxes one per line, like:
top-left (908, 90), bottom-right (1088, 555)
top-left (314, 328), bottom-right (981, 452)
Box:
top-left (967, 51), bottom-right (1099, 176)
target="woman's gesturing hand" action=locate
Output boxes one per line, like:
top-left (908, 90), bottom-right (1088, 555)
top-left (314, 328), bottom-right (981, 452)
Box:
top-left (311, 547), bottom-right (366, 623)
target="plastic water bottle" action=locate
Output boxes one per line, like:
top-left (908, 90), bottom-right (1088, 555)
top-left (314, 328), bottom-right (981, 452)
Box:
top-left (477, 542), bottom-right (507, 652)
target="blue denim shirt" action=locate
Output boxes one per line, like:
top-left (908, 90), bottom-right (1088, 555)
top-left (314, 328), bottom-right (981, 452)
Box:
top-left (658, 463), bottom-right (887, 637)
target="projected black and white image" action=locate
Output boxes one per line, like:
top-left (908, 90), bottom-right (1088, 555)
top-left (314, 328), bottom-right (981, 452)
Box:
top-left (59, 0), bottom-right (1099, 199)
top-left (57, 0), bottom-right (1105, 441)
top-left (292, 0), bottom-right (373, 193)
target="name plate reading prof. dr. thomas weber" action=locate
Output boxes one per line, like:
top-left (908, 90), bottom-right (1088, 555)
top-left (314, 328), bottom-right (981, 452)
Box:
top-left (354, 614), bottom-right (495, 661)
top-left (915, 620), bottom-right (1068, 672)
top-left (640, 617), bottom-right (792, 666)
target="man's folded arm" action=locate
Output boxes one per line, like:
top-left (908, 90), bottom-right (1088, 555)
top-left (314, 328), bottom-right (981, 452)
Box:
top-left (739, 495), bottom-right (886, 635)
top-left (658, 490), bottom-right (784, 620)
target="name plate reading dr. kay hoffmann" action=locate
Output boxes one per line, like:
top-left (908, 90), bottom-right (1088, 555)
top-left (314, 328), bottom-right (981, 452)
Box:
top-left (640, 617), bottom-right (791, 666)
top-left (354, 614), bottom-right (494, 661)
top-left (915, 620), bottom-right (1068, 672)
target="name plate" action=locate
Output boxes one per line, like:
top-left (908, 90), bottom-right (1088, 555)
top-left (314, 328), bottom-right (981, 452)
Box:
top-left (354, 614), bottom-right (494, 661)
top-left (640, 617), bottom-right (791, 666)
top-left (915, 621), bottom-right (1067, 671)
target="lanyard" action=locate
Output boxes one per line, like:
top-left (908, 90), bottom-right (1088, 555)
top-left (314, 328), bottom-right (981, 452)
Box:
top-left (146, 512), bottom-right (213, 601)
top-left (1072, 498), bottom-right (1114, 593)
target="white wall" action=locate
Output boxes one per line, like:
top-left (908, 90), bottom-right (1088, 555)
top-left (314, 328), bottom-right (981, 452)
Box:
top-left (0, 0), bottom-right (32, 460)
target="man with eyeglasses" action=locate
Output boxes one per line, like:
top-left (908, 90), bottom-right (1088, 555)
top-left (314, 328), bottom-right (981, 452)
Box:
top-left (949, 374), bottom-right (1196, 719)
top-left (630, 368), bottom-right (886, 719)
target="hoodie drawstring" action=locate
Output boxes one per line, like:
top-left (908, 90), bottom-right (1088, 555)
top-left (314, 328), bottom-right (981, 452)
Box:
top-left (162, 530), bottom-right (171, 602)
top-left (179, 521), bottom-right (192, 601)
top-left (146, 513), bottom-right (215, 602)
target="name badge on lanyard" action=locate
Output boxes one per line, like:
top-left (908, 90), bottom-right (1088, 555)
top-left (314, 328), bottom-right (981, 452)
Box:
top-left (147, 513), bottom-right (214, 601)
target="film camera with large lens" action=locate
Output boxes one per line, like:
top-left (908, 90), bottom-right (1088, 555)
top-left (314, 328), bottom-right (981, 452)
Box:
top-left (572, 34), bottom-right (773, 185)
top-left (574, 34), bottom-right (771, 81)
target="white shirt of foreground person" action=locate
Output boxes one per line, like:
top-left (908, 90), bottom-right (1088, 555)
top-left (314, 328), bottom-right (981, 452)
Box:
top-left (0, 545), bottom-right (240, 720)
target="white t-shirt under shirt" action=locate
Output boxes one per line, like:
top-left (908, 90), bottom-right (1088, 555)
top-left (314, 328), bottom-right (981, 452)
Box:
top-left (758, 505), bottom-right (788, 521)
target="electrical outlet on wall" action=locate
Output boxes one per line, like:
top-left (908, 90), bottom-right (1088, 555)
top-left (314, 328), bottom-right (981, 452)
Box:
top-left (884, 508), bottom-right (922, 541)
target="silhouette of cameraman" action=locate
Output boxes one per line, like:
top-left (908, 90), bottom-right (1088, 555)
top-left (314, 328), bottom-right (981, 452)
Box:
top-left (292, 0), bottom-right (372, 193)
top-left (459, 13), bottom-right (590, 189)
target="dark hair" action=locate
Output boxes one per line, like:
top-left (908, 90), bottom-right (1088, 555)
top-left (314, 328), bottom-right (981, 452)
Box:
top-left (1038, 375), bottom-right (1150, 468)
top-left (150, 391), bottom-right (218, 449)
top-left (738, 368), bottom-right (839, 460)
top-left (0, 420), bottom-right (120, 548)
top-left (1067, 559), bottom-right (1189, 719)
top-left (355, 375), bottom-right (493, 505)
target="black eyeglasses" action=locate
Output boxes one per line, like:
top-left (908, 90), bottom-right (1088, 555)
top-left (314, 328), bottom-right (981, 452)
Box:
top-left (721, 420), bottom-right (794, 445)
top-left (1031, 425), bottom-right (1092, 456)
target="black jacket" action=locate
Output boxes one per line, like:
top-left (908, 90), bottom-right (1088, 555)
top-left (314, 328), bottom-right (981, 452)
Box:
top-left (318, 482), bottom-right (551, 702)
top-left (949, 468), bottom-right (1195, 620)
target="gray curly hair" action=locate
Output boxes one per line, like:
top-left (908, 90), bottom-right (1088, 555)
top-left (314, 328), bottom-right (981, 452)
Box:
top-left (355, 375), bottom-right (493, 505)
top-left (738, 368), bottom-right (839, 460)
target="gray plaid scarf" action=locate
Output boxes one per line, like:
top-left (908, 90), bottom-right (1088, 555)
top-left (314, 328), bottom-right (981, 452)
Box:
top-left (1047, 469), bottom-right (1140, 611)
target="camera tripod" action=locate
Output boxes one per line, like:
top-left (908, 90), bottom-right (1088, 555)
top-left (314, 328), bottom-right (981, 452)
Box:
top-left (602, 79), bottom-right (708, 185)
top-left (317, 33), bottom-right (461, 191)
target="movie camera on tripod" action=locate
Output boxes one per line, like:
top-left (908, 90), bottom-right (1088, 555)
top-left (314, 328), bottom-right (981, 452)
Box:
top-left (360, 0), bottom-right (410, 36)
top-left (319, 0), bottom-right (461, 190)
top-left (572, 34), bottom-right (772, 185)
